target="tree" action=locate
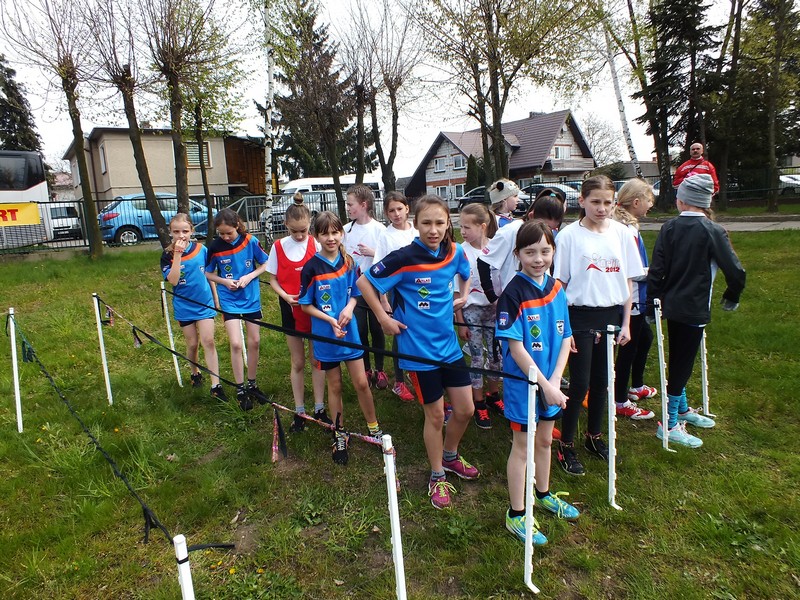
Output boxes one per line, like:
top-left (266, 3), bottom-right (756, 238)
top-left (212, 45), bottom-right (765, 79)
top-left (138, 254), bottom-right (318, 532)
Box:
top-left (273, 0), bottom-right (353, 214)
top-left (84, 0), bottom-right (170, 247)
top-left (465, 154), bottom-right (480, 191)
top-left (0, 54), bottom-right (42, 151)
top-left (579, 112), bottom-right (624, 167)
top-left (1, 0), bottom-right (104, 258)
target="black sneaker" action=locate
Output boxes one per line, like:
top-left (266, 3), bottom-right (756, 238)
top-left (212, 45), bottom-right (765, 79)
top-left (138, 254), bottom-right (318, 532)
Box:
top-left (289, 413), bottom-right (306, 432)
top-left (473, 401), bottom-right (492, 430)
top-left (584, 433), bottom-right (609, 461)
top-left (314, 409), bottom-right (333, 426)
top-left (557, 442), bottom-right (585, 476)
top-left (332, 432), bottom-right (349, 465)
top-left (237, 389), bottom-right (254, 411)
top-left (190, 372), bottom-right (203, 388)
top-left (210, 385), bottom-right (228, 402)
top-left (485, 392), bottom-right (505, 416)
top-left (247, 383), bottom-right (269, 405)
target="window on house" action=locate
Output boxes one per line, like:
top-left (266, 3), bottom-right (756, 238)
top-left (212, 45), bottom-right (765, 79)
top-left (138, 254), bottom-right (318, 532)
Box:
top-left (186, 142), bottom-right (212, 168)
top-left (433, 157), bottom-right (446, 173)
top-left (453, 155), bottom-right (466, 170)
top-left (436, 185), bottom-right (449, 198)
top-left (553, 146), bottom-right (571, 160)
top-left (518, 178), bottom-right (533, 189)
top-left (99, 144), bottom-right (107, 174)
top-left (559, 176), bottom-right (568, 184)
top-left (454, 184), bottom-right (465, 197)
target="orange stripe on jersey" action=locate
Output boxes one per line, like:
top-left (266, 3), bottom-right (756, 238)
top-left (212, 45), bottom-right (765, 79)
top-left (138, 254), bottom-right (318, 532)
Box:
top-left (392, 242), bottom-right (457, 275)
top-left (517, 279), bottom-right (562, 312)
top-left (213, 234), bottom-right (252, 257)
top-left (182, 243), bottom-right (202, 262)
top-left (311, 261), bottom-right (349, 282)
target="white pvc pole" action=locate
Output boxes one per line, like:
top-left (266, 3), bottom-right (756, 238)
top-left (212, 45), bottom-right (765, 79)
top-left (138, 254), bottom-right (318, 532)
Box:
top-left (700, 330), bottom-right (715, 417)
top-left (381, 435), bottom-right (407, 600)
top-left (524, 364), bottom-right (540, 594)
top-left (92, 293), bottom-right (114, 406)
top-left (173, 534), bottom-right (196, 600)
top-left (606, 325), bottom-right (621, 511)
top-left (9, 308), bottom-right (23, 433)
top-left (654, 300), bottom-right (675, 453)
top-left (161, 282), bottom-right (183, 387)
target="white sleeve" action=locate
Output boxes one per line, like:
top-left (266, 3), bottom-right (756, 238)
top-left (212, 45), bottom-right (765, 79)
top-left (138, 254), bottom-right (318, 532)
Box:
top-left (621, 227), bottom-right (645, 280)
top-left (265, 241), bottom-right (280, 274)
top-left (373, 231), bottom-right (390, 263)
top-left (553, 230), bottom-right (571, 284)
top-left (481, 225), bottom-right (513, 269)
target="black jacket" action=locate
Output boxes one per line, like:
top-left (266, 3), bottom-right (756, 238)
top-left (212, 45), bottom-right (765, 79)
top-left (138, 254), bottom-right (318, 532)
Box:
top-left (647, 215), bottom-right (745, 324)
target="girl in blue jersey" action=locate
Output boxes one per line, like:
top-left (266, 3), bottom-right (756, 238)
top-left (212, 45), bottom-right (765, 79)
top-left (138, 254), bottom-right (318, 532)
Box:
top-left (299, 211), bottom-right (381, 466)
top-left (496, 220), bottom-right (579, 546)
top-left (358, 195), bottom-right (478, 510)
top-left (161, 213), bottom-right (226, 402)
top-left (205, 208), bottom-right (269, 411)
top-left (489, 179), bottom-right (521, 228)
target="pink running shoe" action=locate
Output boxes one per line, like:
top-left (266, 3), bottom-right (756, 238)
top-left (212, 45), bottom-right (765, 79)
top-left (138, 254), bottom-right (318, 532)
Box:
top-left (428, 477), bottom-right (456, 509)
top-left (392, 382), bottom-right (415, 402)
top-left (442, 455), bottom-right (480, 480)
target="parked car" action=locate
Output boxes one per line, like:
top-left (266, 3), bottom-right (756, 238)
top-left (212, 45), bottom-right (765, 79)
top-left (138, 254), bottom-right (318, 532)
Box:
top-left (517, 183), bottom-right (580, 215)
top-left (456, 185), bottom-right (530, 212)
top-left (98, 193), bottom-right (214, 244)
top-left (779, 174), bottom-right (800, 195)
top-left (43, 202), bottom-right (83, 241)
top-left (268, 191), bottom-right (339, 237)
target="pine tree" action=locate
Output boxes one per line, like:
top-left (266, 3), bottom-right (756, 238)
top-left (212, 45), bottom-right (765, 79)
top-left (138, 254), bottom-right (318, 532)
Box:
top-left (0, 54), bottom-right (42, 151)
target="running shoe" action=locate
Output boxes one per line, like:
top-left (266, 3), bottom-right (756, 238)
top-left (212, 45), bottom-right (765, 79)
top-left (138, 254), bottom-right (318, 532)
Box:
top-left (442, 455), bottom-right (480, 480)
top-left (210, 385), bottom-right (228, 402)
top-left (557, 442), bottom-right (585, 476)
top-left (584, 433), bottom-right (609, 461)
top-left (313, 408), bottom-right (333, 426)
top-left (190, 372), bottom-right (203, 388)
top-left (552, 426), bottom-right (561, 441)
top-left (237, 389), bottom-right (253, 412)
top-left (628, 385), bottom-right (658, 402)
top-left (505, 510), bottom-right (547, 546)
top-left (678, 407), bottom-right (716, 428)
top-left (428, 478), bottom-right (456, 510)
top-left (247, 383), bottom-right (269, 405)
top-left (656, 421), bottom-right (703, 448)
top-left (365, 369), bottom-right (375, 388)
top-left (289, 413), bottom-right (306, 432)
top-left (392, 382), bottom-right (415, 402)
top-left (332, 432), bottom-right (349, 465)
top-left (375, 371), bottom-right (389, 390)
top-left (485, 392), bottom-right (505, 416)
top-left (537, 492), bottom-right (580, 521)
top-left (616, 400), bottom-right (655, 420)
top-left (473, 402), bottom-right (492, 430)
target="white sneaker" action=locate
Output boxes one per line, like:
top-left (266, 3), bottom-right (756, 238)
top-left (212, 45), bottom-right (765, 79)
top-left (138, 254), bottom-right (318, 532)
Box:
top-left (656, 421), bottom-right (703, 448)
top-left (678, 407), bottom-right (716, 428)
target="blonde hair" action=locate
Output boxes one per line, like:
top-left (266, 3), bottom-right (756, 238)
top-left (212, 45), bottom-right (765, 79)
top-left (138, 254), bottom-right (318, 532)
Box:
top-left (460, 202), bottom-right (498, 239)
top-left (614, 179), bottom-right (654, 226)
top-left (166, 213), bottom-right (194, 253)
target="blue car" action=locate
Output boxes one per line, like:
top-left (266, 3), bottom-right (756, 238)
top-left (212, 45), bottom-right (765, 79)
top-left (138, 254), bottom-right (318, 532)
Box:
top-left (98, 193), bottom-right (214, 244)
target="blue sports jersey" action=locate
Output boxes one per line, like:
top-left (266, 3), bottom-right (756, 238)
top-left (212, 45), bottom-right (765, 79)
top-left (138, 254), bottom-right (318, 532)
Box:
top-left (298, 252), bottom-right (363, 363)
top-left (495, 272), bottom-right (572, 425)
top-left (206, 233), bottom-right (269, 313)
top-left (160, 242), bottom-right (216, 323)
top-left (365, 239), bottom-right (470, 371)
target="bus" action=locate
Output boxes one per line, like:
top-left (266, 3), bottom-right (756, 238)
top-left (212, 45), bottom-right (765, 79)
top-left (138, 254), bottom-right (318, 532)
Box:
top-left (0, 150), bottom-right (49, 249)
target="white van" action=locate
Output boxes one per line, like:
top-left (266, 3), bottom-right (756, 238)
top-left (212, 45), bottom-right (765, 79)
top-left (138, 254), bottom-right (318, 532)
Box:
top-left (43, 202), bottom-right (83, 241)
top-left (281, 174), bottom-right (384, 198)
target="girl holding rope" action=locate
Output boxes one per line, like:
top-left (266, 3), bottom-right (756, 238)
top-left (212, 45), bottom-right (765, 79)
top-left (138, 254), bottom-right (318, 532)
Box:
top-left (205, 208), bottom-right (270, 411)
top-left (496, 219), bottom-right (578, 546)
top-left (266, 203), bottom-right (327, 432)
top-left (358, 195), bottom-right (478, 510)
top-left (160, 213), bottom-right (226, 402)
top-left (299, 211), bottom-right (381, 466)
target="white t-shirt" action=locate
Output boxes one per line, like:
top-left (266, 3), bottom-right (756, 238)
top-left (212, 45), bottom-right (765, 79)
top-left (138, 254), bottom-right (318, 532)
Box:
top-left (265, 236), bottom-right (321, 275)
top-left (373, 223), bottom-right (418, 263)
top-left (343, 219), bottom-right (386, 274)
top-left (460, 241), bottom-right (492, 308)
top-left (553, 218), bottom-right (645, 307)
top-left (479, 219), bottom-right (523, 295)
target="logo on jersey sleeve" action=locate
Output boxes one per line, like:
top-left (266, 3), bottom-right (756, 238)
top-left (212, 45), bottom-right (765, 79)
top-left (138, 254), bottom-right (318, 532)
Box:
top-left (556, 320), bottom-right (564, 335)
top-left (371, 261), bottom-right (385, 275)
top-left (499, 311), bottom-right (508, 326)
top-left (414, 277), bottom-right (431, 284)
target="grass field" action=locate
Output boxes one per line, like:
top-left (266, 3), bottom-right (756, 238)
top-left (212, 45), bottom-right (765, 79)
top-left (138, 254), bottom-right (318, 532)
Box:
top-left (0, 230), bottom-right (798, 599)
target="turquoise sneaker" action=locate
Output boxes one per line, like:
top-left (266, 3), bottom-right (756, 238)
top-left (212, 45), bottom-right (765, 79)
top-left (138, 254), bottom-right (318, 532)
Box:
top-left (656, 421), bottom-right (703, 448)
top-left (678, 407), bottom-right (716, 428)
top-left (505, 510), bottom-right (547, 546)
top-left (537, 492), bottom-right (580, 521)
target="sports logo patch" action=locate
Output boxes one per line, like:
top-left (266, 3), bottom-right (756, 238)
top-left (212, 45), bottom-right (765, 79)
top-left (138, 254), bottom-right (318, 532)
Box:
top-left (529, 324), bottom-right (541, 338)
top-left (418, 301), bottom-right (430, 310)
top-left (245, 260), bottom-right (252, 268)
top-left (371, 261), bottom-right (385, 275)
top-left (224, 265), bottom-right (232, 273)
top-left (321, 304), bottom-right (332, 312)
top-left (556, 320), bottom-right (564, 335)
top-left (220, 258), bottom-right (231, 264)
top-left (321, 292), bottom-right (332, 303)
top-left (417, 286), bottom-right (430, 299)
top-left (499, 311), bottom-right (509, 326)
top-left (414, 277), bottom-right (431, 284)
top-left (318, 284), bottom-right (331, 291)
top-left (527, 314), bottom-right (540, 321)
top-left (531, 342), bottom-right (543, 352)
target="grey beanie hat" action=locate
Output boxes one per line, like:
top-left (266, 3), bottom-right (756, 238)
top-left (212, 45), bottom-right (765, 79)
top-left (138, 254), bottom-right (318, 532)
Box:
top-left (678, 174), bottom-right (714, 208)
top-left (489, 179), bottom-right (520, 206)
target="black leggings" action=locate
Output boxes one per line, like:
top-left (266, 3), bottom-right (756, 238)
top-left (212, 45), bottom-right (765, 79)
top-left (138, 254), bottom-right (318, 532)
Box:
top-left (354, 296), bottom-right (385, 372)
top-left (666, 320), bottom-right (704, 396)
top-left (561, 306), bottom-right (621, 444)
top-left (614, 313), bottom-right (654, 402)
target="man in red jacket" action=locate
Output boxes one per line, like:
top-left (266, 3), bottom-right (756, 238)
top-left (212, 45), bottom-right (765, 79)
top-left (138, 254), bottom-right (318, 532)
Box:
top-left (672, 142), bottom-right (720, 194)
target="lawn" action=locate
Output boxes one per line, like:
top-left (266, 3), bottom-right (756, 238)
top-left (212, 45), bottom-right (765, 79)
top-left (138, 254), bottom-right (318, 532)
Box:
top-left (0, 230), bottom-right (798, 599)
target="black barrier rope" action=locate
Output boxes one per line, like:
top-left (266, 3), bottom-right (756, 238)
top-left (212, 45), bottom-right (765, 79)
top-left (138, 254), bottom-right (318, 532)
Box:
top-left (5, 313), bottom-right (234, 554)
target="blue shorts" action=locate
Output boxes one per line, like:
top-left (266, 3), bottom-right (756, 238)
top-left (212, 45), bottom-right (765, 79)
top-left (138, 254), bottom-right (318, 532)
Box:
top-left (408, 358), bottom-right (471, 405)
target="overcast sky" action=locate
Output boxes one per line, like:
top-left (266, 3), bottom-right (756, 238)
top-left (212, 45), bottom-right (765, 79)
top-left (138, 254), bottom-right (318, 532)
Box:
top-left (13, 0), bottom-right (658, 178)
